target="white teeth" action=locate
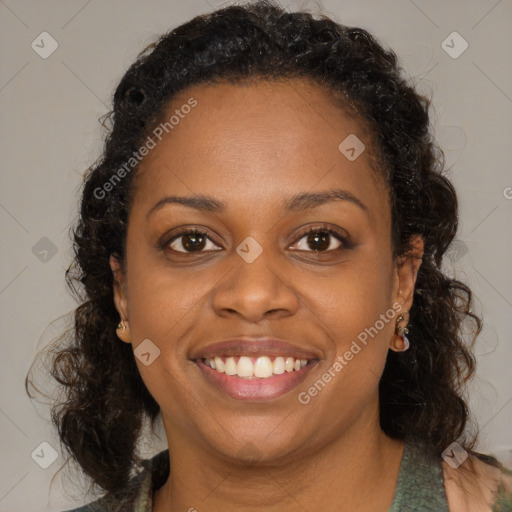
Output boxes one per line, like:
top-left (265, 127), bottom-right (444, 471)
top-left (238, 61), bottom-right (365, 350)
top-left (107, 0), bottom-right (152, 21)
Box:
top-left (273, 356), bottom-right (285, 375)
top-left (254, 356), bottom-right (273, 378)
top-left (203, 355), bottom-right (310, 378)
top-left (237, 356), bottom-right (253, 377)
top-left (224, 357), bottom-right (237, 376)
top-left (214, 357), bottom-right (225, 373)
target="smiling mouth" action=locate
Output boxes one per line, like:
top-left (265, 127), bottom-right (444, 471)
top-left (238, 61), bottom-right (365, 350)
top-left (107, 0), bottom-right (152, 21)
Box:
top-left (201, 355), bottom-right (311, 379)
top-left (195, 355), bottom-right (318, 401)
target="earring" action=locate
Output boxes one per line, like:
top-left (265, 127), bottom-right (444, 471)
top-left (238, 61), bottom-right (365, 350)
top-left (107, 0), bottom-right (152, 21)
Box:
top-left (115, 319), bottom-right (131, 344)
top-left (392, 313), bottom-right (410, 352)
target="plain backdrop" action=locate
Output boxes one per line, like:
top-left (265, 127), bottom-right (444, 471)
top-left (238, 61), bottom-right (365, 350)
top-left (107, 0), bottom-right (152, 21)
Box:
top-left (0, 0), bottom-right (511, 510)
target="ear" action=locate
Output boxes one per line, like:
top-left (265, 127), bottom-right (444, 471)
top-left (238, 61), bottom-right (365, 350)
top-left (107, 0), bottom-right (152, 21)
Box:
top-left (110, 254), bottom-right (132, 344)
top-left (392, 234), bottom-right (424, 314)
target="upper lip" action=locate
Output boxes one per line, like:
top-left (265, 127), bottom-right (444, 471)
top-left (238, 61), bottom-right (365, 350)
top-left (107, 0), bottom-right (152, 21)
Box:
top-left (191, 337), bottom-right (321, 361)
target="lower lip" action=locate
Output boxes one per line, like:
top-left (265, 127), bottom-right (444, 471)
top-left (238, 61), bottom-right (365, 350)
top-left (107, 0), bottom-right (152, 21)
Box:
top-left (195, 359), bottom-right (318, 401)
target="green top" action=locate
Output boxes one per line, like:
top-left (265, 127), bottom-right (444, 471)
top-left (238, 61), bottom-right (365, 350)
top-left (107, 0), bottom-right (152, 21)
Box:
top-left (64, 437), bottom-right (512, 511)
top-left (387, 437), bottom-right (449, 511)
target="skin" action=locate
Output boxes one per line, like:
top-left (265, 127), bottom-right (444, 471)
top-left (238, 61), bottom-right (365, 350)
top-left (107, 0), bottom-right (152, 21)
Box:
top-left (110, 78), bottom-right (424, 511)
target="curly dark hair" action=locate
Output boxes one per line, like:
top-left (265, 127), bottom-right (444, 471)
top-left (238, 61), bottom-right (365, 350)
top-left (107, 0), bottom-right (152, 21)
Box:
top-left (26, 0), bottom-right (482, 495)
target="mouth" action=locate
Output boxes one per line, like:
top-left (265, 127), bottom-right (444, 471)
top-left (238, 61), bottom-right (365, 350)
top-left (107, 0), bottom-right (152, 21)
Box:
top-left (191, 337), bottom-right (321, 402)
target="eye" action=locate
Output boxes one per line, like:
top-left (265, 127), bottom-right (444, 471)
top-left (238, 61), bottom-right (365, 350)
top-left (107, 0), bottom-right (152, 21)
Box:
top-left (166, 229), bottom-right (222, 253)
top-left (161, 224), bottom-right (351, 256)
top-left (291, 225), bottom-right (350, 252)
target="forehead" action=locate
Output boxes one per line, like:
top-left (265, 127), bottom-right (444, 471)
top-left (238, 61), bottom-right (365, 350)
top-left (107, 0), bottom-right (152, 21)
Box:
top-left (131, 78), bottom-right (389, 223)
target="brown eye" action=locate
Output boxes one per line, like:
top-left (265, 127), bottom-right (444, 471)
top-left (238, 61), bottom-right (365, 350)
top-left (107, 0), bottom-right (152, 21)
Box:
top-left (293, 227), bottom-right (346, 252)
top-left (167, 230), bottom-right (221, 253)
top-left (306, 231), bottom-right (335, 251)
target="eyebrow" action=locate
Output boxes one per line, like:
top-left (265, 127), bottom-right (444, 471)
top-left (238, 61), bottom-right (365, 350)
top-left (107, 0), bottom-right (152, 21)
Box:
top-left (146, 188), bottom-right (368, 219)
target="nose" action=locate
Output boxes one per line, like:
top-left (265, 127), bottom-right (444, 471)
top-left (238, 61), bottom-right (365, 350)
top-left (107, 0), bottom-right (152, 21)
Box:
top-left (211, 244), bottom-right (300, 323)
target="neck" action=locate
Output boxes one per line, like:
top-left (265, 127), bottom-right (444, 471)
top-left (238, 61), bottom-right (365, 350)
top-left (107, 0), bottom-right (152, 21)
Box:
top-left (153, 413), bottom-right (404, 512)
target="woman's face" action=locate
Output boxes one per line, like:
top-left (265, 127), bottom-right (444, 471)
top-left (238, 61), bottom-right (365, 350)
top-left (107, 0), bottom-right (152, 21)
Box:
top-left (111, 78), bottom-right (421, 463)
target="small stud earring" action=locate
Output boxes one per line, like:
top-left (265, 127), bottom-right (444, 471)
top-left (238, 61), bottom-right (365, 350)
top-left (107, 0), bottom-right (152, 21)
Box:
top-left (117, 320), bottom-right (126, 333)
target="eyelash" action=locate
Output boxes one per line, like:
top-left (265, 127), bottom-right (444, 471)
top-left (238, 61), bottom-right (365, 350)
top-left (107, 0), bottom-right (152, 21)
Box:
top-left (160, 224), bottom-right (352, 255)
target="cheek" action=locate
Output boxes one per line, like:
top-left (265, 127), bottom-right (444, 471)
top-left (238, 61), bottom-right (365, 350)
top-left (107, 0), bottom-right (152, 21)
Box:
top-left (299, 290), bottom-right (394, 426)
top-left (302, 253), bottom-right (395, 390)
top-left (304, 256), bottom-right (395, 338)
top-left (126, 259), bottom-right (210, 343)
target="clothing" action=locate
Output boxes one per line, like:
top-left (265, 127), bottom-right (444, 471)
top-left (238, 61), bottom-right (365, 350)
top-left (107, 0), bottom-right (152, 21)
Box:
top-left (64, 437), bottom-right (512, 511)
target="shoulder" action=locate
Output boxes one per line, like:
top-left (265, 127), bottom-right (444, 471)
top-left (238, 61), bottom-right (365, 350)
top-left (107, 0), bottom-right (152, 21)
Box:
top-left (443, 451), bottom-right (512, 512)
top-left (60, 472), bottom-right (147, 512)
top-left (61, 450), bottom-right (170, 512)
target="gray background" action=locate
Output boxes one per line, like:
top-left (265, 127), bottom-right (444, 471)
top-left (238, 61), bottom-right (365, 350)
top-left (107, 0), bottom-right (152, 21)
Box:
top-left (1, 0), bottom-right (511, 510)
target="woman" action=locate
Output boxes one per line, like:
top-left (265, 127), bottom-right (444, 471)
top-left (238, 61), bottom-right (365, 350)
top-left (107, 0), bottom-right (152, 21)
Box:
top-left (26, 1), bottom-right (512, 510)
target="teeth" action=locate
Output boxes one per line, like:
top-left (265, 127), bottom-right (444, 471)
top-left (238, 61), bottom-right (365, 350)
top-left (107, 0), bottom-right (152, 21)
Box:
top-left (224, 357), bottom-right (237, 376)
top-left (203, 356), bottom-right (310, 379)
top-left (273, 356), bottom-right (285, 375)
top-left (214, 357), bottom-right (224, 372)
top-left (254, 356), bottom-right (273, 378)
top-left (237, 356), bottom-right (253, 377)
